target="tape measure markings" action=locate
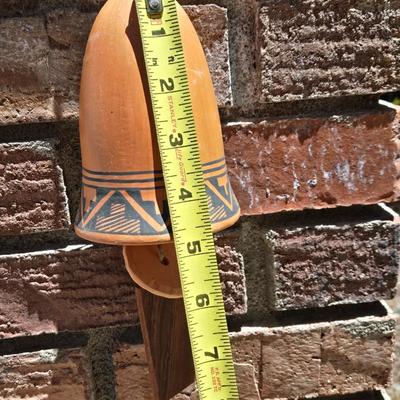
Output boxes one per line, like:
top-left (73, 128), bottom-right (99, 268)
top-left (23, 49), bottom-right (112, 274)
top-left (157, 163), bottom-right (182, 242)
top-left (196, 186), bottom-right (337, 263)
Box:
top-left (135, 1), bottom-right (239, 399)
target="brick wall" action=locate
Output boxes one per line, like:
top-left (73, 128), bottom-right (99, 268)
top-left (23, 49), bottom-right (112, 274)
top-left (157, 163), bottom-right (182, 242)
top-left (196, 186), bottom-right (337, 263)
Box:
top-left (0, 1), bottom-right (399, 399)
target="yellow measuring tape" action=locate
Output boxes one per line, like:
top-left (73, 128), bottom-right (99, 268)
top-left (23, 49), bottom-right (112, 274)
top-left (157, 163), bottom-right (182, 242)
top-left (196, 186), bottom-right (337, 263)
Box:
top-left (135, 0), bottom-right (239, 398)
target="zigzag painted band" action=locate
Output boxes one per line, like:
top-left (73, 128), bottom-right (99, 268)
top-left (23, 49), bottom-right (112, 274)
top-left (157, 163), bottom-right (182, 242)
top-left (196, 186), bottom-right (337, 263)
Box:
top-left (75, 158), bottom-right (240, 240)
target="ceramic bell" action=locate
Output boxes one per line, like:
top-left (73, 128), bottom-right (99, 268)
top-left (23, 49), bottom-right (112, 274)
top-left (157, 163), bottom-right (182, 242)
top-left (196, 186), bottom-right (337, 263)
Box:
top-left (74, 0), bottom-right (240, 297)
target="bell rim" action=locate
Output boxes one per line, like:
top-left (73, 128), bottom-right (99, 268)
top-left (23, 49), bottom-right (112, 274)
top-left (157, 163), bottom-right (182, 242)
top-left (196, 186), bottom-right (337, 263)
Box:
top-left (74, 225), bottom-right (172, 246)
top-left (74, 210), bottom-right (240, 246)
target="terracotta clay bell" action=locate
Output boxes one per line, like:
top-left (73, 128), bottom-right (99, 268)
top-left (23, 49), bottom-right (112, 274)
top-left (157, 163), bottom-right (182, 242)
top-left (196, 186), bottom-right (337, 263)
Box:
top-left (74, 0), bottom-right (240, 298)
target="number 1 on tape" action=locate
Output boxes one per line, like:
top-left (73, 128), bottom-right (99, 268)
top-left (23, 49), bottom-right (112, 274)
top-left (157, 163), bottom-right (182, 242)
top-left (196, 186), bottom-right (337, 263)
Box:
top-left (135, 0), bottom-right (239, 399)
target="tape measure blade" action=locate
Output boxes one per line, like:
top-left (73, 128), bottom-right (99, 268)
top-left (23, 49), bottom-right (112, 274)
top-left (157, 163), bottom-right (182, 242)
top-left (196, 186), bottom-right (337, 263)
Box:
top-left (135, 1), bottom-right (239, 399)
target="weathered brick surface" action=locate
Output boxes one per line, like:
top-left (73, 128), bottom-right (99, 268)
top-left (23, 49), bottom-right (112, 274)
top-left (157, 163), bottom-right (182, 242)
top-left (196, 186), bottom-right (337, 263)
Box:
top-left (114, 343), bottom-right (261, 400)
top-left (309, 392), bottom-right (392, 400)
top-left (266, 221), bottom-right (399, 311)
top-left (257, 1), bottom-right (400, 103)
top-left (388, 274), bottom-right (400, 400)
top-left (0, 5), bottom-right (231, 125)
top-left (224, 107), bottom-right (397, 215)
top-left (113, 313), bottom-right (395, 399)
top-left (184, 5), bottom-right (232, 107)
top-left (114, 344), bottom-right (151, 400)
top-left (318, 320), bottom-right (394, 396)
top-left (263, 327), bottom-right (321, 397)
top-left (395, 108), bottom-right (400, 201)
top-left (260, 315), bottom-right (395, 399)
top-left (381, 101), bottom-right (400, 205)
top-left (215, 211), bottom-right (400, 314)
top-left (0, 141), bottom-right (70, 235)
top-left (0, 246), bottom-right (136, 338)
top-left (231, 333), bottom-right (262, 386)
top-left (0, 17), bottom-right (53, 125)
top-left (0, 240), bottom-right (246, 339)
top-left (0, 348), bottom-right (90, 399)
top-left (0, 1), bottom-right (105, 17)
top-left (216, 231), bottom-right (247, 315)
top-left (232, 363), bottom-right (261, 400)
top-left (46, 9), bottom-right (95, 121)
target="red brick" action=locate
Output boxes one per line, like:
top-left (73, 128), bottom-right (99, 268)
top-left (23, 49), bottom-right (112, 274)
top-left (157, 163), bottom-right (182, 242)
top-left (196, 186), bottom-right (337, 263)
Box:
top-left (46, 9), bottom-right (95, 121)
top-left (216, 230), bottom-right (247, 315)
top-left (257, 0), bottom-right (400, 103)
top-left (380, 100), bottom-right (400, 203)
top-left (0, 6), bottom-right (231, 125)
top-left (223, 107), bottom-right (397, 215)
top-left (114, 344), bottom-right (151, 400)
top-left (262, 327), bottom-right (321, 397)
top-left (319, 319), bottom-right (395, 396)
top-left (234, 363), bottom-right (261, 400)
top-left (112, 312), bottom-right (395, 399)
top-left (0, 141), bottom-right (70, 235)
top-left (265, 220), bottom-right (399, 311)
top-left (260, 314), bottom-right (395, 399)
top-left (231, 333), bottom-right (262, 385)
top-left (184, 5), bottom-right (232, 107)
top-left (113, 343), bottom-right (261, 400)
top-left (387, 260), bottom-right (400, 400)
top-left (0, 246), bottom-right (136, 338)
top-left (0, 241), bottom-right (246, 339)
top-left (217, 214), bottom-right (399, 314)
top-left (0, 17), bottom-right (53, 125)
top-left (0, 348), bottom-right (90, 399)
top-left (0, 1), bottom-right (105, 17)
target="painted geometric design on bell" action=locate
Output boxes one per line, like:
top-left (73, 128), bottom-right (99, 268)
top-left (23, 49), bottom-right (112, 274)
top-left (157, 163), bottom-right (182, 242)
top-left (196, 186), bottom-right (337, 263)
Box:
top-left (75, 158), bottom-right (239, 238)
top-left (203, 157), bottom-right (239, 224)
top-left (76, 168), bottom-right (170, 237)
